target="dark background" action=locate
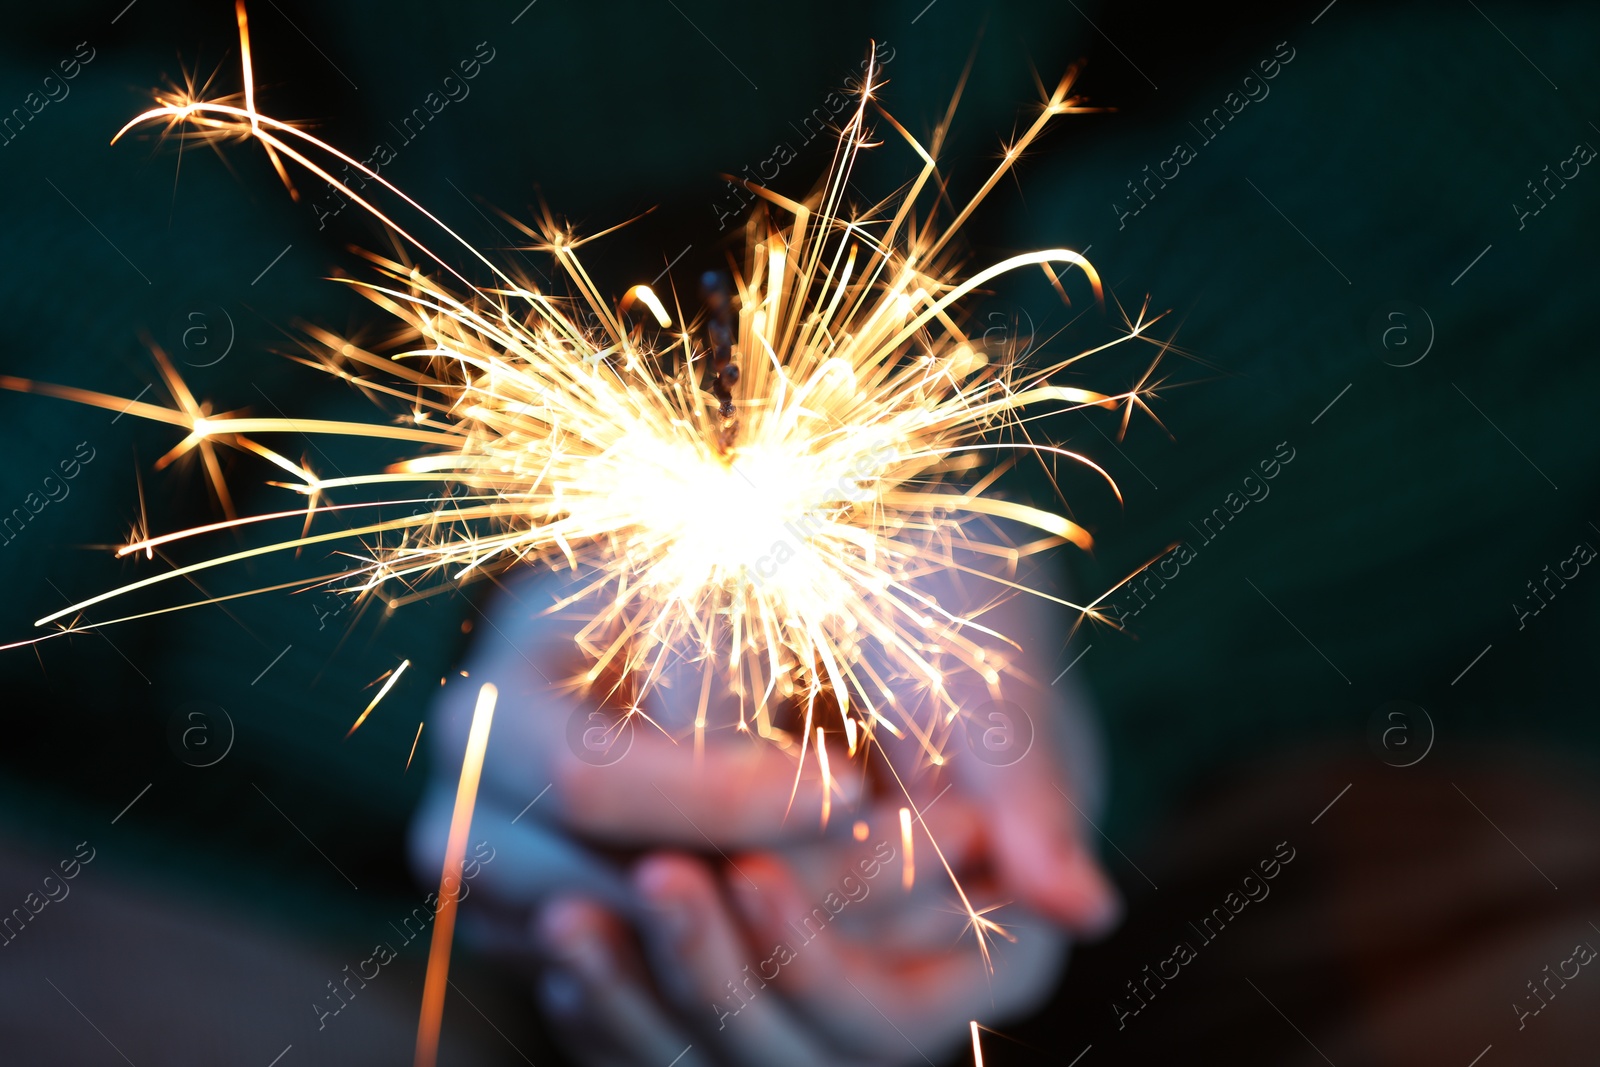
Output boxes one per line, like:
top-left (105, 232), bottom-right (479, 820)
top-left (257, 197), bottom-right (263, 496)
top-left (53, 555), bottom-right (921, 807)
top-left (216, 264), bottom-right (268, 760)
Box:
top-left (1, 1), bottom-right (1596, 1063)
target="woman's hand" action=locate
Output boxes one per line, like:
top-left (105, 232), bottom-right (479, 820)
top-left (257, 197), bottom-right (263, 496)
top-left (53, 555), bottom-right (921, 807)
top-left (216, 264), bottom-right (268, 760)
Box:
top-left (535, 791), bottom-right (1073, 1067)
top-left (409, 559), bottom-right (1120, 1062)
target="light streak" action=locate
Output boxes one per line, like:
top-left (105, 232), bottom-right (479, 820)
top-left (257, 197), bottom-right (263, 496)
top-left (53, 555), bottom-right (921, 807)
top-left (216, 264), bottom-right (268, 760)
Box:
top-left (415, 682), bottom-right (496, 1067)
top-left (6, 4), bottom-right (1173, 987)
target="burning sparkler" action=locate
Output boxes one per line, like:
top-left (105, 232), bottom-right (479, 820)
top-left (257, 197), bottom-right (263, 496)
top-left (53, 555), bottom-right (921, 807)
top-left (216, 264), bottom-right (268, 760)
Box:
top-left (6, 6), bottom-right (1170, 1053)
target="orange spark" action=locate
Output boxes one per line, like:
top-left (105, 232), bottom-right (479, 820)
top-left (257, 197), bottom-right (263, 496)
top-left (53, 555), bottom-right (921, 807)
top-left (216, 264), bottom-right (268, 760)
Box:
top-left (405, 721), bottom-right (425, 773)
top-left (346, 659), bottom-right (411, 738)
top-left (2, 4), bottom-right (1177, 977)
top-left (415, 682), bottom-right (496, 1067)
top-left (900, 806), bottom-right (915, 892)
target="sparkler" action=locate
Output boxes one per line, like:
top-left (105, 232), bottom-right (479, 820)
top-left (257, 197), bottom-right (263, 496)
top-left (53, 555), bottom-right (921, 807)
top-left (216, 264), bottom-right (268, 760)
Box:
top-left (7, 3), bottom-right (1171, 1042)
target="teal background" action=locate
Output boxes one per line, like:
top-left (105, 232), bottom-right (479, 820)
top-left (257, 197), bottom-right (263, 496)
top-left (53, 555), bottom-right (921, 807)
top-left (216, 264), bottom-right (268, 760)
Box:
top-left (0, 3), bottom-right (1596, 1058)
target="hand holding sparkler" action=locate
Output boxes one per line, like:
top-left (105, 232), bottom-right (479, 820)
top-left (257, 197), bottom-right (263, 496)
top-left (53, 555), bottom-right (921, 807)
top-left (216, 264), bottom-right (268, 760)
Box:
top-left (14, 12), bottom-right (1161, 1060)
top-left (411, 556), bottom-right (1118, 1065)
top-left (534, 805), bottom-right (1070, 1067)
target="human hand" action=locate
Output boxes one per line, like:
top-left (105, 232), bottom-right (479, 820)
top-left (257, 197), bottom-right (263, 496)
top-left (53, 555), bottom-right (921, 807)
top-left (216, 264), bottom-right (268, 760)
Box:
top-left (536, 795), bottom-right (1070, 1066)
top-left (409, 558), bottom-right (1121, 1060)
top-left (408, 564), bottom-right (860, 935)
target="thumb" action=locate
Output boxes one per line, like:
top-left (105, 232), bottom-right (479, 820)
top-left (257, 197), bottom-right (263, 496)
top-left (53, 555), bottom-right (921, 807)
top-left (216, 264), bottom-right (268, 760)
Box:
top-left (952, 699), bottom-right (1123, 939)
top-left (987, 770), bottom-right (1122, 938)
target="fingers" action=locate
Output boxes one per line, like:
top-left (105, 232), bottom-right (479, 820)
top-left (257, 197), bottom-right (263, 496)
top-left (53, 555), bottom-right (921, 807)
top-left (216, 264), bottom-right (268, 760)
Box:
top-left (948, 712), bottom-right (1122, 937)
top-left (408, 783), bottom-right (633, 911)
top-left (933, 578), bottom-right (1120, 937)
top-left (842, 606), bottom-right (1120, 937)
top-left (725, 853), bottom-right (1025, 1063)
top-left (869, 700), bottom-right (1122, 940)
top-left (434, 570), bottom-right (864, 851)
top-left (871, 574), bottom-right (1122, 938)
top-left (631, 853), bottom-right (846, 1067)
top-left (753, 796), bottom-right (987, 953)
top-left (550, 735), bottom-right (861, 850)
top-left (535, 898), bottom-right (711, 1067)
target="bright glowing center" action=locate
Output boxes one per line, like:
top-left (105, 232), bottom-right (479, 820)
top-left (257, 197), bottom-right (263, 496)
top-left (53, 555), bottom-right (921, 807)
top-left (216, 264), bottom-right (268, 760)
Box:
top-left (561, 429), bottom-right (891, 602)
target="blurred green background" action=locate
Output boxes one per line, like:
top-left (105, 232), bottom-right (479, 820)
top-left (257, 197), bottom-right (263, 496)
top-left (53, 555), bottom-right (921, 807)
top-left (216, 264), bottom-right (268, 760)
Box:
top-left (1, 0), bottom-right (1596, 1060)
